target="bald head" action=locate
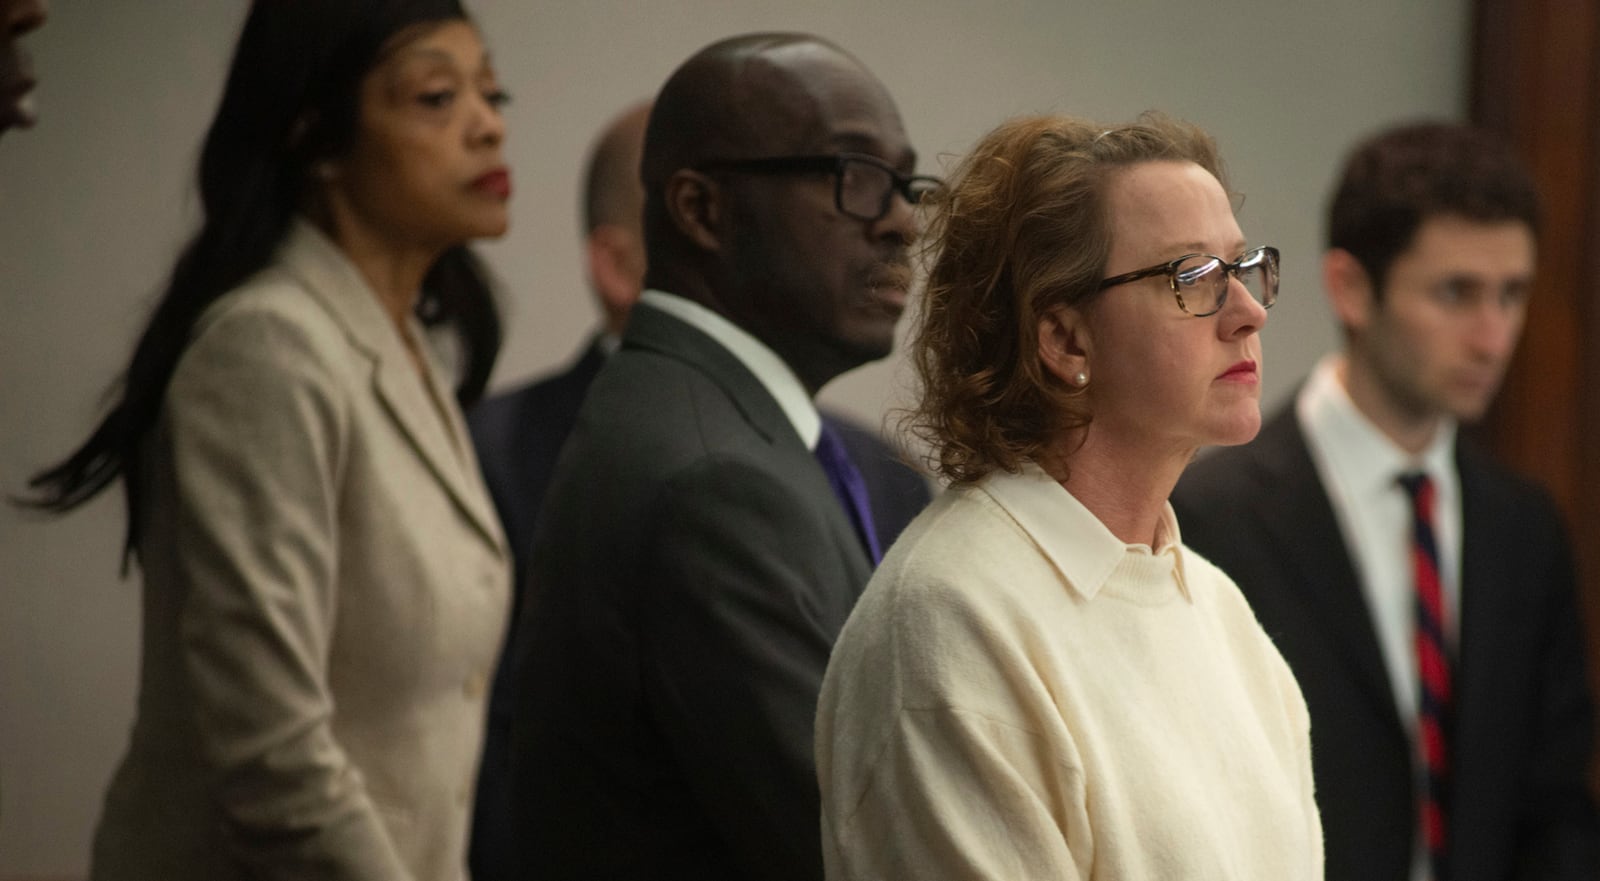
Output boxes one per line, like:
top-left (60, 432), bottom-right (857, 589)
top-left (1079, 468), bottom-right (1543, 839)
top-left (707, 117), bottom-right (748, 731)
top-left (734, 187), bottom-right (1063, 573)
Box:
top-left (641, 33), bottom-right (908, 189)
top-left (580, 101), bottom-right (654, 335)
top-left (583, 101), bottom-right (651, 234)
top-left (637, 32), bottom-right (919, 392)
top-left (640, 33), bottom-right (903, 268)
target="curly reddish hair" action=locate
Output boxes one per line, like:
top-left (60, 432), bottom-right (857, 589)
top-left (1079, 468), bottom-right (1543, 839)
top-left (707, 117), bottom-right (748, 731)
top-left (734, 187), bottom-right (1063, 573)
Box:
top-left (905, 112), bottom-right (1227, 484)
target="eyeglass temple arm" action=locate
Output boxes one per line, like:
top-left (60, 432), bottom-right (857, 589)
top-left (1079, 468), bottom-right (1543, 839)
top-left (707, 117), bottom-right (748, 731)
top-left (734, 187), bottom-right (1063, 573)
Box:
top-left (1098, 263), bottom-right (1174, 291)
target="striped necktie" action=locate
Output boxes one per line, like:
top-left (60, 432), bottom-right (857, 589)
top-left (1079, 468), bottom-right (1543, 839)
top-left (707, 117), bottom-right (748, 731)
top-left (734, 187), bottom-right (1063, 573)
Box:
top-left (813, 422), bottom-right (883, 565)
top-left (1398, 471), bottom-right (1452, 881)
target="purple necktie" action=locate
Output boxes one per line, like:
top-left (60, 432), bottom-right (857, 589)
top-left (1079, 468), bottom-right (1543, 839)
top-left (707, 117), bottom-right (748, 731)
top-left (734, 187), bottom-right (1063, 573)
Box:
top-left (813, 422), bottom-right (882, 565)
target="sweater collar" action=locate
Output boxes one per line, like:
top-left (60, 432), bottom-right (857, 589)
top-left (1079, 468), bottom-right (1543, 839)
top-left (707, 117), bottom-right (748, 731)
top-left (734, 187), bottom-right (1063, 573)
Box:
top-left (977, 461), bottom-right (1190, 602)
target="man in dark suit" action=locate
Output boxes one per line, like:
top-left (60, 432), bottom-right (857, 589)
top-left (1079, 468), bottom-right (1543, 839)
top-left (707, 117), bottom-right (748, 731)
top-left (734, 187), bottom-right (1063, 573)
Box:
top-left (466, 99), bottom-right (929, 881)
top-left (1174, 122), bottom-right (1598, 881)
top-left (506, 34), bottom-right (938, 880)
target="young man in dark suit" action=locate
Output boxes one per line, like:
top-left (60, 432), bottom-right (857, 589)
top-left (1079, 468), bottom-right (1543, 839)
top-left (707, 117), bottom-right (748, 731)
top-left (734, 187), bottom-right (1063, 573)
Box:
top-left (1174, 122), bottom-right (1598, 881)
top-left (465, 98), bottom-right (929, 881)
top-left (504, 34), bottom-right (938, 880)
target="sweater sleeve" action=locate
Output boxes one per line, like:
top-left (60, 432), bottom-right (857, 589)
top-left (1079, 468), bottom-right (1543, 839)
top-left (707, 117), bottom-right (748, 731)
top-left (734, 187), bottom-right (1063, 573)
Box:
top-left (826, 704), bottom-right (1088, 881)
top-left (819, 547), bottom-right (1090, 881)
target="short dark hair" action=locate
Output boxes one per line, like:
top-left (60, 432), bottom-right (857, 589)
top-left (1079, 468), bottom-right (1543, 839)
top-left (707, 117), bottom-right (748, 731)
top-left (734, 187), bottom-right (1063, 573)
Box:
top-left (1327, 121), bottom-right (1540, 292)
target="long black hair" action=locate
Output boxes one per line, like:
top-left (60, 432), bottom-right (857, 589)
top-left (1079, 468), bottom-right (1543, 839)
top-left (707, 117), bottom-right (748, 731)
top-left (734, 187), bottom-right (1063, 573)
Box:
top-left (25, 0), bottom-right (502, 558)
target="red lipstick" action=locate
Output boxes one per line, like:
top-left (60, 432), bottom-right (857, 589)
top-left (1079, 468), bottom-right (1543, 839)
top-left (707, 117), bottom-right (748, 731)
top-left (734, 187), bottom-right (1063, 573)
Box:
top-left (472, 168), bottom-right (512, 199)
top-left (1219, 359), bottom-right (1259, 382)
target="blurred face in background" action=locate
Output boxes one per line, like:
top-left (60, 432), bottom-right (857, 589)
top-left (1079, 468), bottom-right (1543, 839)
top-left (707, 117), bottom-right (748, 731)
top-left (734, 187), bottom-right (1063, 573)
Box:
top-left (322, 19), bottom-right (512, 252)
top-left (0, 0), bottom-right (47, 137)
top-left (1340, 214), bottom-right (1534, 427)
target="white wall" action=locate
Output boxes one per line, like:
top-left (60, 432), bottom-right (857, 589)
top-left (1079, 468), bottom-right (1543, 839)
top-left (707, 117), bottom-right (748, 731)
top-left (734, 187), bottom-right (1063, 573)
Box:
top-left (0, 0), bottom-right (1468, 874)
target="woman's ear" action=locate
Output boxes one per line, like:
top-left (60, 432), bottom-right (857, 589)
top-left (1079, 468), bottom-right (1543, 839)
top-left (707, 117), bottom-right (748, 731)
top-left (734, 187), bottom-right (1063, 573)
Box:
top-left (663, 169), bottom-right (723, 253)
top-left (1038, 304), bottom-right (1091, 388)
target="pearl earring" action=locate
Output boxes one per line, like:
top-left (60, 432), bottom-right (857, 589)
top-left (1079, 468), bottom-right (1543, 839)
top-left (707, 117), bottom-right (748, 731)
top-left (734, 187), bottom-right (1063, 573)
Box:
top-left (1072, 371), bottom-right (1088, 387)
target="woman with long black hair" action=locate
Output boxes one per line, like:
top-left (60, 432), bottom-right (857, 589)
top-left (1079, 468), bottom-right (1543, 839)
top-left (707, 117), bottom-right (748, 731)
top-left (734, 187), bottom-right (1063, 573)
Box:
top-left (28, 3), bottom-right (514, 877)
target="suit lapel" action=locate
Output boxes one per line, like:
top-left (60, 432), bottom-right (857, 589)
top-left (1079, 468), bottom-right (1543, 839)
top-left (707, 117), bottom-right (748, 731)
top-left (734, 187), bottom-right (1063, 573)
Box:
top-left (622, 302), bottom-right (802, 447)
top-left (275, 220), bottom-right (506, 554)
top-left (1252, 408), bottom-right (1402, 724)
top-left (622, 302), bottom-right (872, 579)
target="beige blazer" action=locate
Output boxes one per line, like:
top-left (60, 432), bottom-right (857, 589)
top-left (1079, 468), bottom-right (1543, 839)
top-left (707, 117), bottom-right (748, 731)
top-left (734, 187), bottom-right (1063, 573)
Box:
top-left (89, 220), bottom-right (511, 881)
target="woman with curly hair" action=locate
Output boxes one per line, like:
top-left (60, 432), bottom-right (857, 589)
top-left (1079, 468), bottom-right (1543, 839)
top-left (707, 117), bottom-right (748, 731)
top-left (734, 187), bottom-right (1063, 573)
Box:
top-left (817, 113), bottom-right (1321, 879)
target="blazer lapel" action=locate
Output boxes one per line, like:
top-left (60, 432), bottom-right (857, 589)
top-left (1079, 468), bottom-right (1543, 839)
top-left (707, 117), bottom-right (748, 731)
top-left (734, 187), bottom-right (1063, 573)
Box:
top-left (373, 337), bottom-right (506, 551)
top-left (1252, 408), bottom-right (1402, 725)
top-left (275, 220), bottom-right (506, 554)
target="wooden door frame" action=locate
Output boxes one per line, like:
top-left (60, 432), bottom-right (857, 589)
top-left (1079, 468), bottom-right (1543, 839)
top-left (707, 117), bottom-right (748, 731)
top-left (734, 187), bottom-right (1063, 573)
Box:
top-left (1471, 0), bottom-right (1600, 789)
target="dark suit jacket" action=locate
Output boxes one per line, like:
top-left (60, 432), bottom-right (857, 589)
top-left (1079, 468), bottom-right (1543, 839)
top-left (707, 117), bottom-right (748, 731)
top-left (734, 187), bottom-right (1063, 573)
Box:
top-left (1172, 404), bottom-right (1598, 881)
top-left (463, 340), bottom-right (605, 881)
top-left (464, 334), bottom-right (930, 881)
top-left (503, 303), bottom-right (901, 881)
top-left (469, 339), bottom-right (608, 600)
top-left (470, 336), bottom-right (930, 599)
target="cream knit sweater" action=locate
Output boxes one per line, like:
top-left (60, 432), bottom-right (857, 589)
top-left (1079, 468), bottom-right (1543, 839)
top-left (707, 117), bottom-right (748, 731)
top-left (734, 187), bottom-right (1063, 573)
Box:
top-left (817, 464), bottom-right (1323, 880)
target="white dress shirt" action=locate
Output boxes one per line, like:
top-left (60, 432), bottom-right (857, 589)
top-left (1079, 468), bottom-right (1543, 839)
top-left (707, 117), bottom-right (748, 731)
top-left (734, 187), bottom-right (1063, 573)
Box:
top-left (1296, 354), bottom-right (1462, 881)
top-left (638, 289), bottom-right (821, 449)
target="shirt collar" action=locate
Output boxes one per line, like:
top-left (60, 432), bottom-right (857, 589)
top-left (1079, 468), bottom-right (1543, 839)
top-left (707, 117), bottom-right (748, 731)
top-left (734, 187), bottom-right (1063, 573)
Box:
top-left (978, 461), bottom-right (1191, 601)
top-left (638, 289), bottom-right (821, 448)
top-left (1298, 354), bottom-right (1457, 493)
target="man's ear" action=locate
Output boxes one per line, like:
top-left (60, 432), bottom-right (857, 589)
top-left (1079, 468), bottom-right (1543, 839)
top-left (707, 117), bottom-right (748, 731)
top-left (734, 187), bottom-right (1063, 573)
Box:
top-left (1323, 248), bottom-right (1377, 333)
top-left (586, 225), bottom-right (645, 333)
top-left (662, 169), bottom-right (723, 253)
top-left (1038, 304), bottom-right (1092, 388)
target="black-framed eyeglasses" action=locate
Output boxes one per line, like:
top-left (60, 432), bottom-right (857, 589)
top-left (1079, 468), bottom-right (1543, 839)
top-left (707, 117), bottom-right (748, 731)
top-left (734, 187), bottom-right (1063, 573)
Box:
top-left (1098, 245), bottom-right (1280, 317)
top-left (693, 152), bottom-right (944, 223)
